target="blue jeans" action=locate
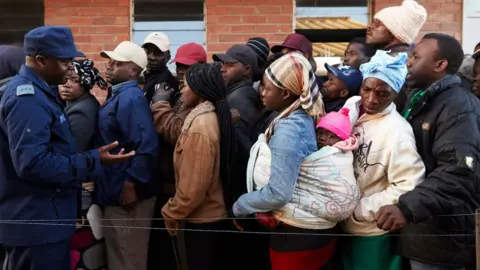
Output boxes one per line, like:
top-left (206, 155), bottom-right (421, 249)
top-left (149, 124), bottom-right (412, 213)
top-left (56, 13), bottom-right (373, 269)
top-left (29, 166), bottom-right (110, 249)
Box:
top-left (410, 260), bottom-right (465, 270)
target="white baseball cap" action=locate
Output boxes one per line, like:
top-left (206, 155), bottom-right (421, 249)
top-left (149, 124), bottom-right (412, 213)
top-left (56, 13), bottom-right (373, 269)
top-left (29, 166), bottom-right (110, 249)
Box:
top-left (142, 32), bottom-right (170, 52)
top-left (100, 41), bottom-right (148, 70)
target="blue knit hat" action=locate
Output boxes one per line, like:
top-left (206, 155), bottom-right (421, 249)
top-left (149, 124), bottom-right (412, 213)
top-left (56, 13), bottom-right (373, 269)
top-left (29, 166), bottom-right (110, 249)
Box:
top-left (359, 50), bottom-right (408, 93)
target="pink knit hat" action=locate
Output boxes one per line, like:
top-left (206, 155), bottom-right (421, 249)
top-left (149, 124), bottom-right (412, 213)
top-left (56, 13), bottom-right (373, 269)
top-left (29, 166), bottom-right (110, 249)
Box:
top-left (316, 108), bottom-right (351, 140)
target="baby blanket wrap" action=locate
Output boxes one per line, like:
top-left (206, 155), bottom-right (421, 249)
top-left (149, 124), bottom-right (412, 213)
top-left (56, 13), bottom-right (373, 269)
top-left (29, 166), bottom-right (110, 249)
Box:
top-left (246, 134), bottom-right (360, 230)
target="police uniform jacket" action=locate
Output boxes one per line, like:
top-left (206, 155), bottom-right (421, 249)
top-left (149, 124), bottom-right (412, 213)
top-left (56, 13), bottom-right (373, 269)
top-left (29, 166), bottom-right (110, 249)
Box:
top-left (0, 65), bottom-right (102, 246)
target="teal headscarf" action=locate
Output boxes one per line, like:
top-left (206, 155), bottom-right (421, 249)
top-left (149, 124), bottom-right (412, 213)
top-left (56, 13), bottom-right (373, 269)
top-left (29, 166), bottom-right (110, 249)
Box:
top-left (359, 50), bottom-right (408, 93)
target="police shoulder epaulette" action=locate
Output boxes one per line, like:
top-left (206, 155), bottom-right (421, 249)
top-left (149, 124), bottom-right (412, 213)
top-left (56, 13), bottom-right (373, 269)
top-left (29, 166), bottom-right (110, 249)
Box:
top-left (16, 84), bottom-right (35, 96)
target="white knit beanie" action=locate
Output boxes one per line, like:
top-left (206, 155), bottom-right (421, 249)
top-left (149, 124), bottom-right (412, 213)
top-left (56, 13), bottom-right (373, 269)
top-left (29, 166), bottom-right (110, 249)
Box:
top-left (374, 0), bottom-right (427, 44)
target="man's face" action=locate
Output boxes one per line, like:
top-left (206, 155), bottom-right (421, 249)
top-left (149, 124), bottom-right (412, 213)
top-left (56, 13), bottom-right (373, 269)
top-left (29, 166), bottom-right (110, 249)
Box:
top-left (321, 72), bottom-right (349, 100)
top-left (406, 39), bottom-right (440, 90)
top-left (37, 55), bottom-right (74, 85)
top-left (343, 43), bottom-right (370, 69)
top-left (143, 43), bottom-right (170, 70)
top-left (472, 58), bottom-right (480, 98)
top-left (220, 61), bottom-right (249, 86)
top-left (366, 19), bottom-right (395, 47)
top-left (105, 59), bottom-right (136, 85)
top-left (360, 77), bottom-right (397, 114)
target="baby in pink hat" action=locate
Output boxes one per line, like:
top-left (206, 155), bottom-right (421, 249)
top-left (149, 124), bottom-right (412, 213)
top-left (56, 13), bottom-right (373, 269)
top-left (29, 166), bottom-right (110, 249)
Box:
top-left (316, 107), bottom-right (359, 151)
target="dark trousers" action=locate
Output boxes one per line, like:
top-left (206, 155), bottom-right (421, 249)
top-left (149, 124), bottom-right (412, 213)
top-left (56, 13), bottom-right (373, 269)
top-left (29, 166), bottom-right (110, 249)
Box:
top-left (148, 194), bottom-right (177, 270)
top-left (1, 240), bottom-right (70, 270)
top-left (226, 219), bottom-right (271, 270)
top-left (175, 221), bottom-right (229, 270)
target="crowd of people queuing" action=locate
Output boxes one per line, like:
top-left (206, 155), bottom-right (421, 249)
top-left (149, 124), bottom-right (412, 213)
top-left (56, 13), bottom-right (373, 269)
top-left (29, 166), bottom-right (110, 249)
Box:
top-left (0, 0), bottom-right (479, 269)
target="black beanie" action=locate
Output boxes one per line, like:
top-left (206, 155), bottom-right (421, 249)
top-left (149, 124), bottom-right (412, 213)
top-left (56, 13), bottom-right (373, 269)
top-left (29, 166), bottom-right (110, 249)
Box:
top-left (247, 37), bottom-right (270, 68)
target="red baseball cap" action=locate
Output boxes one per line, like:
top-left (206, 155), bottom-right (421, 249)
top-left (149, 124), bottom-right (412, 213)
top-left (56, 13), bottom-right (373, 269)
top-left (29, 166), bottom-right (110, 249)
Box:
top-left (171, 42), bottom-right (207, 66)
top-left (271, 33), bottom-right (313, 59)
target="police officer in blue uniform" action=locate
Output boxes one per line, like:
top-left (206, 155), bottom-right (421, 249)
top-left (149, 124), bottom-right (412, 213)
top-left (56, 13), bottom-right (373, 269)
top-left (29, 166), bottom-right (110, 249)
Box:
top-left (0, 26), bottom-right (135, 270)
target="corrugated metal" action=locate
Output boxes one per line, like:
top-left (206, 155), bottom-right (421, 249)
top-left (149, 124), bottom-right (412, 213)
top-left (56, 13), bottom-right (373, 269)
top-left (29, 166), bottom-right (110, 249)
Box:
top-left (296, 16), bottom-right (367, 57)
top-left (0, 0), bottom-right (44, 45)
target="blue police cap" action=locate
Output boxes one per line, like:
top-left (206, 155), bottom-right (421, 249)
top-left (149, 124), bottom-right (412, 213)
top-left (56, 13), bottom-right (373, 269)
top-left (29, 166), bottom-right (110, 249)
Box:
top-left (24, 26), bottom-right (85, 59)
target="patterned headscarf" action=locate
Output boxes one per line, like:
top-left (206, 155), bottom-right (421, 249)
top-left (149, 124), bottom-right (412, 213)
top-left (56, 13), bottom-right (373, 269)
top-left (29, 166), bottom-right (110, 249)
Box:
top-left (73, 59), bottom-right (108, 91)
top-left (264, 52), bottom-right (325, 141)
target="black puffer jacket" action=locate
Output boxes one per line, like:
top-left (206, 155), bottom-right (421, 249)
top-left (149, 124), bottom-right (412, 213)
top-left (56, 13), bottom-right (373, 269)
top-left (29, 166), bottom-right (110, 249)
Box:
top-left (397, 75), bottom-right (480, 268)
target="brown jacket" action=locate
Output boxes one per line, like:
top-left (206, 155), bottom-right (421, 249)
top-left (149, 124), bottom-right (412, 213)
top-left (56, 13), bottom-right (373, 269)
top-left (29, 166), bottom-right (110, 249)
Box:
top-left (151, 101), bottom-right (192, 195)
top-left (161, 101), bottom-right (227, 229)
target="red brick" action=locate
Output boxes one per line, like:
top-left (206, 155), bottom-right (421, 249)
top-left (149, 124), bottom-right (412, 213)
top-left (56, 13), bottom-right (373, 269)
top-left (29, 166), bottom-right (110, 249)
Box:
top-left (213, 0), bottom-right (243, 4)
top-left (207, 43), bottom-right (231, 52)
top-left (421, 22), bottom-right (440, 31)
top-left (68, 17), bottom-right (94, 25)
top-left (428, 13), bottom-right (455, 22)
top-left (218, 34), bottom-right (250, 42)
top-left (268, 15), bottom-right (292, 24)
top-left (207, 6), bottom-right (230, 15)
top-left (439, 22), bottom-right (461, 32)
top-left (216, 15), bottom-right (243, 24)
top-left (229, 6), bottom-right (258, 14)
top-left (77, 44), bottom-right (104, 54)
top-left (268, 0), bottom-right (292, 4)
top-left (231, 25), bottom-right (255, 33)
top-left (266, 33), bottom-right (289, 43)
top-left (242, 0), bottom-right (268, 4)
top-left (280, 24), bottom-right (293, 33)
top-left (207, 25), bottom-right (231, 35)
top-left (441, 3), bottom-right (461, 12)
top-left (282, 4), bottom-right (294, 14)
top-left (257, 5), bottom-right (282, 14)
top-left (242, 16), bottom-right (267, 23)
top-left (45, 17), bottom-right (70, 25)
top-left (205, 0), bottom-right (219, 6)
top-left (255, 25), bottom-right (281, 33)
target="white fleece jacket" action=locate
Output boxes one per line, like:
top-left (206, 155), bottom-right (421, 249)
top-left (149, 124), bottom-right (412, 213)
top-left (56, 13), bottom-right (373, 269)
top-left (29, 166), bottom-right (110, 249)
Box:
top-left (340, 96), bottom-right (426, 236)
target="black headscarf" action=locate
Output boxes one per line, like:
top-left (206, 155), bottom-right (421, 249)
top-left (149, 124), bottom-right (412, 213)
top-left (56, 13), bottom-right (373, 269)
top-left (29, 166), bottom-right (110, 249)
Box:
top-left (73, 59), bottom-right (108, 91)
top-left (185, 63), bottom-right (236, 208)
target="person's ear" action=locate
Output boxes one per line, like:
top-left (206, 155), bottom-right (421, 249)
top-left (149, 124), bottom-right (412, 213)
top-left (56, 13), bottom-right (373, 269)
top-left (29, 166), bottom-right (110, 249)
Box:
top-left (35, 55), bottom-right (47, 69)
top-left (282, 88), bottom-right (291, 100)
top-left (243, 65), bottom-right (252, 76)
top-left (339, 89), bottom-right (350, 98)
top-left (435, 59), bottom-right (448, 73)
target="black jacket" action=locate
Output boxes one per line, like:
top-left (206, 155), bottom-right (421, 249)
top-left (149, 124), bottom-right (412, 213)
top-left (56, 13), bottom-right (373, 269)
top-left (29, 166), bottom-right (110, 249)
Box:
top-left (226, 79), bottom-right (262, 201)
top-left (143, 66), bottom-right (179, 104)
top-left (65, 93), bottom-right (100, 152)
top-left (397, 75), bottom-right (480, 268)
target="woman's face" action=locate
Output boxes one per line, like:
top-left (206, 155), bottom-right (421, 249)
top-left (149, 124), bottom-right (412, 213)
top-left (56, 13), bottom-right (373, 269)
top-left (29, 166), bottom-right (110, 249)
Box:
top-left (359, 77), bottom-right (397, 115)
top-left (261, 74), bottom-right (294, 111)
top-left (180, 74), bottom-right (201, 108)
top-left (59, 72), bottom-right (85, 102)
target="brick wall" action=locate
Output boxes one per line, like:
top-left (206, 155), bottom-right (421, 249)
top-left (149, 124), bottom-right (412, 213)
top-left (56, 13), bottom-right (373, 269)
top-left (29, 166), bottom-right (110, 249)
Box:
top-left (44, 0), bottom-right (131, 101)
top-left (205, 0), bottom-right (294, 60)
top-left (373, 0), bottom-right (463, 42)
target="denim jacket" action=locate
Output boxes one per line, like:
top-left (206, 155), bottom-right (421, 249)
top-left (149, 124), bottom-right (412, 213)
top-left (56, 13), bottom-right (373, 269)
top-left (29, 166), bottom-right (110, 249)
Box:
top-left (233, 109), bottom-right (317, 216)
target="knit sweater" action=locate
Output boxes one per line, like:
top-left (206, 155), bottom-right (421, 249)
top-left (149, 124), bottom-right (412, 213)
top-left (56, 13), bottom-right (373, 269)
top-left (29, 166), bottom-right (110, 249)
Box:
top-left (340, 96), bottom-right (425, 236)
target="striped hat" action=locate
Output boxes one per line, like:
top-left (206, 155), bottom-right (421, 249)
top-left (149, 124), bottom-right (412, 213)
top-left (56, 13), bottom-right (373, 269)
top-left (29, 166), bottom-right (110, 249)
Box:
top-left (247, 37), bottom-right (270, 68)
